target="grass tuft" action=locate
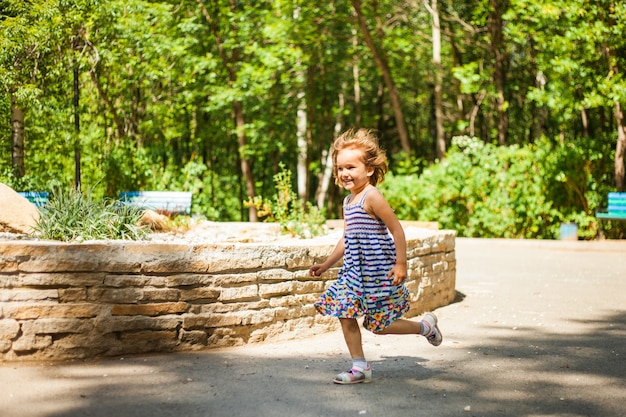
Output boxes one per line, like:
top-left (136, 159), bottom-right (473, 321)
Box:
top-left (33, 188), bottom-right (148, 242)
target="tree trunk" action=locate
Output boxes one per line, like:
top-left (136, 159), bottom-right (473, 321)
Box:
top-left (581, 107), bottom-right (589, 138)
top-left (489, 0), bottom-right (508, 146)
top-left (233, 100), bottom-right (257, 221)
top-left (352, 29), bottom-right (362, 128)
top-left (614, 101), bottom-right (626, 191)
top-left (317, 91), bottom-right (345, 210)
top-left (529, 40), bottom-right (548, 143)
top-left (10, 93), bottom-right (25, 178)
top-left (601, 32), bottom-right (626, 191)
top-left (350, 0), bottom-right (410, 154)
top-left (296, 90), bottom-right (308, 201)
top-left (578, 87), bottom-right (590, 138)
top-left (73, 63), bottom-right (82, 192)
top-left (470, 91), bottom-right (486, 138)
top-left (197, 0), bottom-right (257, 221)
top-left (424, 0), bottom-right (445, 160)
top-left (294, 7), bottom-right (309, 202)
top-left (89, 69), bottom-right (125, 141)
top-left (316, 142), bottom-right (335, 211)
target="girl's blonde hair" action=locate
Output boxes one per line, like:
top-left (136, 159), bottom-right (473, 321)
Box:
top-left (332, 128), bottom-right (388, 186)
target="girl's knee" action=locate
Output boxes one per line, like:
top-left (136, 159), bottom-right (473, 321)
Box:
top-left (339, 318), bottom-right (360, 331)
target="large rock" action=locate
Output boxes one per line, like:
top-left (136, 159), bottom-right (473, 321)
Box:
top-left (0, 183), bottom-right (40, 234)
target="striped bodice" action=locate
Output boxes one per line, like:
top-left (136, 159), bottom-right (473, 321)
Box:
top-left (342, 188), bottom-right (396, 282)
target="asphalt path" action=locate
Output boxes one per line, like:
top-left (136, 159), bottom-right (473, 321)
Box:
top-left (1, 238), bottom-right (625, 417)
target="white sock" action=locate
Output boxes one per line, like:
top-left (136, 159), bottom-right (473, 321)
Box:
top-left (419, 321), bottom-right (431, 336)
top-left (352, 357), bottom-right (368, 370)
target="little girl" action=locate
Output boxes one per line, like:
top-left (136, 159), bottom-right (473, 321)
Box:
top-left (309, 128), bottom-right (442, 384)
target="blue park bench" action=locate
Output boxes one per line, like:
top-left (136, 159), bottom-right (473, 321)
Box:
top-left (18, 192), bottom-right (49, 208)
top-left (595, 192), bottom-right (626, 221)
top-left (118, 191), bottom-right (192, 216)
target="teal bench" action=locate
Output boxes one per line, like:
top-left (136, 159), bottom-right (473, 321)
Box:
top-left (18, 192), bottom-right (49, 208)
top-left (595, 192), bottom-right (626, 221)
top-left (119, 191), bottom-right (192, 216)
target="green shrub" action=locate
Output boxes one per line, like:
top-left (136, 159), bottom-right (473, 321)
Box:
top-left (380, 135), bottom-right (613, 239)
top-left (245, 163), bottom-right (326, 238)
top-left (539, 135), bottom-right (615, 239)
top-left (33, 188), bottom-right (148, 242)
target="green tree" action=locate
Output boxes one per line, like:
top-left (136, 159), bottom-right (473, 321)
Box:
top-left (1, 0), bottom-right (624, 235)
top-left (0, 0), bottom-right (66, 181)
top-left (506, 0), bottom-right (626, 190)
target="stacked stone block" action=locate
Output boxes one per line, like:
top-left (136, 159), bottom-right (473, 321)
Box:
top-left (0, 228), bottom-right (456, 361)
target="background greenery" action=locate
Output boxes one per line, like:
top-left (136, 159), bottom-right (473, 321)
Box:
top-left (2, 1), bottom-right (625, 239)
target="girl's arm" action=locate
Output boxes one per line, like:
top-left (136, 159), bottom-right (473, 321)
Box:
top-left (365, 189), bottom-right (407, 285)
top-left (309, 235), bottom-right (345, 276)
top-left (310, 202), bottom-right (347, 277)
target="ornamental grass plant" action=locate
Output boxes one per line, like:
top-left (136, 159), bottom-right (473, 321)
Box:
top-left (33, 188), bottom-right (148, 242)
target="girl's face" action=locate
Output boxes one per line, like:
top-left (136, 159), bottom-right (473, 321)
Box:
top-left (336, 147), bottom-right (374, 193)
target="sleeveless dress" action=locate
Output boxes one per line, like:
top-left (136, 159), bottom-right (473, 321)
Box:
top-left (314, 187), bottom-right (410, 332)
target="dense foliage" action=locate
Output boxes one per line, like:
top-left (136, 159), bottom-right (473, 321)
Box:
top-left (381, 136), bottom-right (625, 239)
top-left (2, 1), bottom-right (625, 238)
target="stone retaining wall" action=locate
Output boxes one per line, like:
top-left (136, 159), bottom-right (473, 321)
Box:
top-left (0, 227), bottom-right (456, 361)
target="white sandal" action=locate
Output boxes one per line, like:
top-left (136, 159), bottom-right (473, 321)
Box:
top-left (333, 365), bottom-right (372, 384)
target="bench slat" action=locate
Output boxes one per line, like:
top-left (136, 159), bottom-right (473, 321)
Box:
top-left (596, 192), bottom-right (626, 221)
top-left (18, 192), bottom-right (49, 208)
top-left (596, 214), bottom-right (626, 220)
top-left (119, 191), bottom-right (192, 215)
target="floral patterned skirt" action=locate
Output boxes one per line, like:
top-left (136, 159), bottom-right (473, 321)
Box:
top-left (314, 266), bottom-right (410, 333)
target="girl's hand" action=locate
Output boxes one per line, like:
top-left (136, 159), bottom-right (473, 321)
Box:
top-left (310, 233), bottom-right (345, 278)
top-left (309, 264), bottom-right (327, 277)
top-left (387, 264), bottom-right (407, 286)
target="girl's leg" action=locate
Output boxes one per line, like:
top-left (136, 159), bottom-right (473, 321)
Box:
top-left (334, 318), bottom-right (372, 384)
top-left (339, 318), bottom-right (365, 358)
top-left (375, 318), bottom-right (421, 335)
top-left (375, 315), bottom-right (443, 346)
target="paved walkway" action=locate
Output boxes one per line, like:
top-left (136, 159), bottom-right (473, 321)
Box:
top-left (2, 238), bottom-right (625, 417)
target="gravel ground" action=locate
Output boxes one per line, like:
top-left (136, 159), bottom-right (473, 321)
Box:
top-left (0, 221), bottom-right (327, 245)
